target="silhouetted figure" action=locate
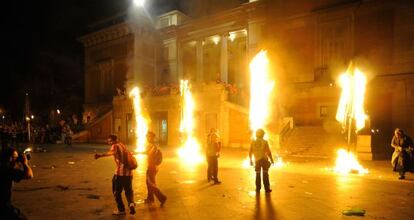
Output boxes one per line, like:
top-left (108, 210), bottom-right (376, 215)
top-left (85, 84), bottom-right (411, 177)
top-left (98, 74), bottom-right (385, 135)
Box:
top-left (94, 135), bottom-right (136, 215)
top-left (143, 131), bottom-right (167, 206)
top-left (206, 128), bottom-right (221, 184)
top-left (249, 129), bottom-right (274, 193)
top-left (391, 128), bottom-right (414, 179)
top-left (0, 147), bottom-right (33, 220)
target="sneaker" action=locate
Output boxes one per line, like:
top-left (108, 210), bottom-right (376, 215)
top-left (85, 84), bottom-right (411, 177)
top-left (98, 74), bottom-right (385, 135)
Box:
top-left (213, 180), bottom-right (222, 184)
top-left (129, 203), bottom-right (136, 215)
top-left (160, 197), bottom-right (167, 207)
top-left (265, 189), bottom-right (272, 193)
top-left (112, 210), bottom-right (126, 216)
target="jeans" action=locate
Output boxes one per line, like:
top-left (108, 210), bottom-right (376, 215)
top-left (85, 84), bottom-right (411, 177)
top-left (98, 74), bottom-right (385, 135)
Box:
top-left (112, 175), bottom-right (134, 211)
top-left (207, 156), bottom-right (219, 181)
top-left (0, 204), bottom-right (27, 220)
top-left (255, 158), bottom-right (271, 191)
top-left (146, 169), bottom-right (166, 202)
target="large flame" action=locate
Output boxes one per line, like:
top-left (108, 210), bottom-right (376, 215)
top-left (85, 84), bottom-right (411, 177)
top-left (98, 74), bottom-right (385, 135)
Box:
top-left (244, 50), bottom-right (279, 167)
top-left (178, 80), bottom-right (203, 164)
top-left (334, 63), bottom-right (368, 174)
top-left (129, 87), bottom-right (149, 153)
top-left (336, 63), bottom-right (367, 132)
top-left (334, 149), bottom-right (368, 174)
top-left (249, 50), bottom-right (275, 136)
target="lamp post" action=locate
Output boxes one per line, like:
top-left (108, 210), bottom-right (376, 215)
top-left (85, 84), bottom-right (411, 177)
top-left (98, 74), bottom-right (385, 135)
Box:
top-left (133, 0), bottom-right (145, 7)
top-left (25, 92), bottom-right (31, 143)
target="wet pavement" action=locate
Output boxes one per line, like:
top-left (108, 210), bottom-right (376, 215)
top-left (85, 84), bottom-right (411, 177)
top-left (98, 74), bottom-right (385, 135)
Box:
top-left (11, 144), bottom-right (414, 220)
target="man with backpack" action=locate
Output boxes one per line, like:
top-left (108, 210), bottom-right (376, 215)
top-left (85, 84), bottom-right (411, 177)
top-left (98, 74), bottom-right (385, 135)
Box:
top-left (143, 131), bottom-right (167, 206)
top-left (94, 134), bottom-right (136, 215)
top-left (249, 129), bottom-right (274, 193)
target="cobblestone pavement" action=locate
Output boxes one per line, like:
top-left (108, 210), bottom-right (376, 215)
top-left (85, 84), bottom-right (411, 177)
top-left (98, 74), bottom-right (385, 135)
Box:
top-left (11, 144), bottom-right (414, 220)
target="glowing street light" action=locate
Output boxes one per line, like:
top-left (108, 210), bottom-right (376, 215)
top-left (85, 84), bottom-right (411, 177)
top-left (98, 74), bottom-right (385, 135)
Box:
top-left (133, 0), bottom-right (145, 7)
top-left (57, 109), bottom-right (61, 115)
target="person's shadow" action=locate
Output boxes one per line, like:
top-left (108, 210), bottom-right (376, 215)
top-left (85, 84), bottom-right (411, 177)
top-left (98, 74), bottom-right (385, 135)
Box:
top-left (253, 193), bottom-right (278, 219)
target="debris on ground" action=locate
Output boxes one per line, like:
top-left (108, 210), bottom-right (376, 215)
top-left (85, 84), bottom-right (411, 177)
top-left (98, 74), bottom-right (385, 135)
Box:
top-left (56, 185), bottom-right (69, 191)
top-left (342, 208), bottom-right (366, 216)
top-left (68, 161), bottom-right (75, 165)
top-left (86, 194), bottom-right (100, 199)
top-left (33, 147), bottom-right (47, 153)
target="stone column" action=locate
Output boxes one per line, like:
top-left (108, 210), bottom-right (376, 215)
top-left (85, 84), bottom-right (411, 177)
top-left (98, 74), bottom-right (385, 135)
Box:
top-left (177, 43), bottom-right (183, 81)
top-left (196, 40), bottom-right (204, 82)
top-left (247, 19), bottom-right (263, 57)
top-left (164, 38), bottom-right (178, 84)
top-left (220, 34), bottom-right (228, 83)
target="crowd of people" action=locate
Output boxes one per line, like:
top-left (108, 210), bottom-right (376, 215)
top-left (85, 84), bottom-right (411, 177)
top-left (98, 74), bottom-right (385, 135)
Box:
top-left (0, 116), bottom-right (84, 149)
top-left (2, 117), bottom-right (414, 218)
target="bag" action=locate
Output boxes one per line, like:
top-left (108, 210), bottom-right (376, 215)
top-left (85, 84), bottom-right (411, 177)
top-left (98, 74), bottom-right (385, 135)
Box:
top-left (125, 151), bottom-right (138, 170)
top-left (116, 144), bottom-right (138, 170)
top-left (153, 149), bottom-right (163, 166)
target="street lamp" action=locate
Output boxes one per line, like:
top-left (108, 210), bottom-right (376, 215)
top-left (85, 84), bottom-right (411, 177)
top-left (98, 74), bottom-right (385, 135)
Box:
top-left (133, 0), bottom-right (145, 7)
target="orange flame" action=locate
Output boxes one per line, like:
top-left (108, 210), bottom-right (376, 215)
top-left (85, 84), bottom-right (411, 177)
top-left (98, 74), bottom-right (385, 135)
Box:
top-left (336, 63), bottom-right (367, 132)
top-left (129, 87), bottom-right (149, 153)
top-left (177, 80), bottom-right (203, 164)
top-left (249, 50), bottom-right (275, 137)
top-left (243, 50), bottom-right (282, 168)
top-left (333, 149), bottom-right (368, 174)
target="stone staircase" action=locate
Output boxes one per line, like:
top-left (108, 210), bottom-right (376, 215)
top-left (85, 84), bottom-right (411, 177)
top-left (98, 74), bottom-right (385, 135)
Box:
top-left (281, 126), bottom-right (346, 158)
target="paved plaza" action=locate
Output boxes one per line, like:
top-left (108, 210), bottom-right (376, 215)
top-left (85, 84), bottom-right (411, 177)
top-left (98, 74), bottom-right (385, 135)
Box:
top-left (11, 144), bottom-right (414, 220)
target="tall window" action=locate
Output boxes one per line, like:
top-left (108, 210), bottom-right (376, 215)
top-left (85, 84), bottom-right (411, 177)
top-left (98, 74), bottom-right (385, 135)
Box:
top-left (97, 59), bottom-right (114, 100)
top-left (318, 18), bottom-right (351, 77)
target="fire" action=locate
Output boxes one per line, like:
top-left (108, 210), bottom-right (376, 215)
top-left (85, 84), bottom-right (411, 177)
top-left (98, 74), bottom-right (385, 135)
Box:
top-left (334, 63), bottom-right (368, 174)
top-left (243, 50), bottom-right (280, 167)
top-left (336, 63), bottom-right (367, 132)
top-left (129, 87), bottom-right (149, 153)
top-left (334, 149), bottom-right (368, 174)
top-left (249, 50), bottom-right (274, 135)
top-left (177, 80), bottom-right (203, 164)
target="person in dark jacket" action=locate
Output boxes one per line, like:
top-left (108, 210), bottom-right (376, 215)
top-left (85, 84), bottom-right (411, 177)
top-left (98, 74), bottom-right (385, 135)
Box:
top-left (143, 131), bottom-right (167, 206)
top-left (249, 129), bottom-right (274, 193)
top-left (206, 128), bottom-right (221, 184)
top-left (391, 128), bottom-right (414, 179)
top-left (0, 147), bottom-right (34, 220)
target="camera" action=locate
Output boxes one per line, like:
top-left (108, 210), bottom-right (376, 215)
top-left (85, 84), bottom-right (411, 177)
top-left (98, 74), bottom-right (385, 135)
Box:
top-left (17, 148), bottom-right (31, 162)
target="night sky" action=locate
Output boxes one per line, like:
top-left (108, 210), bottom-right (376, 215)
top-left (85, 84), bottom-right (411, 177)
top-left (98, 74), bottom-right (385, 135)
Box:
top-left (1, 0), bottom-right (182, 121)
top-left (1, 0), bottom-right (246, 121)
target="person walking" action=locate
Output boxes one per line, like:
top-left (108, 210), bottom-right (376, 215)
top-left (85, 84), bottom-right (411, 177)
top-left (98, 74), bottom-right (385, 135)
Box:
top-left (206, 128), bottom-right (221, 184)
top-left (249, 129), bottom-right (274, 193)
top-left (391, 128), bottom-right (414, 180)
top-left (94, 135), bottom-right (136, 215)
top-left (143, 131), bottom-right (167, 206)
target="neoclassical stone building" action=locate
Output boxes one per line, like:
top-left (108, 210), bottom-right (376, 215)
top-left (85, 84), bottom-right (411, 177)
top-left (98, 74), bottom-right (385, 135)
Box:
top-left (80, 0), bottom-right (414, 158)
